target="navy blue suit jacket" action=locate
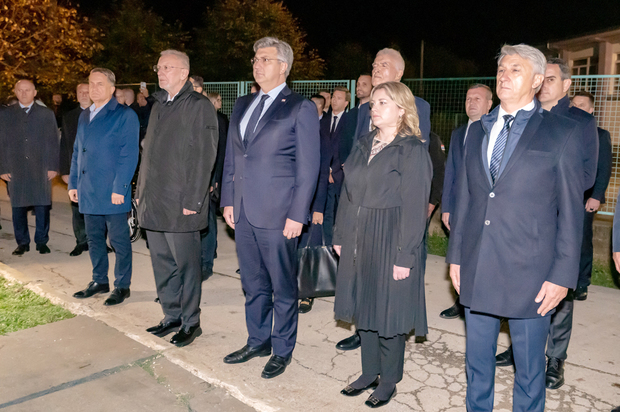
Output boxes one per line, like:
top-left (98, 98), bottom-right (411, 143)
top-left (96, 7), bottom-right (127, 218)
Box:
top-left (221, 86), bottom-right (320, 229)
top-left (585, 127), bottom-right (612, 204)
top-left (446, 104), bottom-right (583, 319)
top-left (441, 124), bottom-right (467, 214)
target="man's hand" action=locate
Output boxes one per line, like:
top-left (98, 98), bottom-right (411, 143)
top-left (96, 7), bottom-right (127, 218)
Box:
top-left (428, 203), bottom-right (435, 218)
top-left (449, 264), bottom-right (460, 294)
top-left (283, 218), bottom-right (303, 239)
top-left (393, 265), bottom-right (410, 281)
top-left (1, 173), bottom-right (11, 182)
top-left (442, 212), bottom-right (450, 230)
top-left (209, 186), bottom-right (214, 193)
top-left (312, 212), bottom-right (324, 225)
top-left (140, 86), bottom-right (149, 97)
top-left (614, 252), bottom-right (620, 273)
top-left (328, 172), bottom-right (334, 184)
top-left (535, 281), bottom-right (568, 316)
top-left (61, 175), bottom-right (69, 184)
top-left (333, 245), bottom-right (341, 256)
top-left (183, 208), bottom-right (197, 215)
top-left (68, 189), bottom-right (78, 202)
top-left (223, 206), bottom-right (235, 229)
top-left (111, 193), bottom-right (124, 205)
top-left (585, 198), bottom-right (600, 213)
top-left (48, 171), bottom-right (58, 180)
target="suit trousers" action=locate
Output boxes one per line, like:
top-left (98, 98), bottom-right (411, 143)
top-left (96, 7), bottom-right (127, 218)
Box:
top-left (358, 330), bottom-right (406, 384)
top-left (71, 201), bottom-right (88, 246)
top-left (235, 202), bottom-right (299, 358)
top-left (200, 196), bottom-right (218, 276)
top-left (578, 210), bottom-right (595, 288)
top-left (147, 230), bottom-right (202, 327)
top-left (322, 182), bottom-right (340, 246)
top-left (12, 205), bottom-right (50, 246)
top-left (84, 213), bottom-right (132, 289)
top-left (546, 290), bottom-right (574, 360)
top-left (464, 308), bottom-right (551, 412)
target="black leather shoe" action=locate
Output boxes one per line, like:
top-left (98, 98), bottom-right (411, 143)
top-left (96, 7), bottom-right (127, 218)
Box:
top-left (261, 355), bottom-right (291, 379)
top-left (336, 333), bottom-right (361, 351)
top-left (439, 299), bottom-right (463, 319)
top-left (73, 281), bottom-right (110, 299)
top-left (70, 243), bottom-right (88, 256)
top-left (36, 244), bottom-right (51, 254)
top-left (341, 377), bottom-right (380, 396)
top-left (170, 325), bottom-right (202, 347)
top-left (146, 320), bottom-right (182, 337)
top-left (365, 387), bottom-right (397, 408)
top-left (496, 346), bottom-right (514, 367)
top-left (224, 344), bottom-right (271, 364)
top-left (545, 357), bottom-right (565, 389)
top-left (574, 286), bottom-right (588, 301)
top-left (104, 288), bottom-right (130, 306)
top-left (12, 245), bottom-right (30, 255)
top-left (298, 298), bottom-right (314, 313)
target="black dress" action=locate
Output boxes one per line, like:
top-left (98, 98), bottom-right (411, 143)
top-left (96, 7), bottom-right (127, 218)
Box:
top-left (332, 130), bottom-right (432, 338)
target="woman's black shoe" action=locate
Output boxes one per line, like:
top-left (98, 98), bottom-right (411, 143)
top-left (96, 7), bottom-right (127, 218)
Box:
top-left (365, 387), bottom-right (397, 408)
top-left (340, 377), bottom-right (379, 397)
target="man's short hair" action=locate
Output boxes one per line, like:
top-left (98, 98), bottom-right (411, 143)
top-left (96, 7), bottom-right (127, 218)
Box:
top-left (468, 83), bottom-right (493, 101)
top-left (497, 44), bottom-right (546, 92)
top-left (318, 89), bottom-right (330, 95)
top-left (161, 49), bottom-right (190, 70)
top-left (376, 48), bottom-right (405, 71)
top-left (333, 86), bottom-right (351, 102)
top-left (90, 68), bottom-right (116, 86)
top-left (572, 90), bottom-right (595, 107)
top-left (207, 92), bottom-right (220, 99)
top-left (253, 37), bottom-right (294, 77)
top-left (311, 94), bottom-right (325, 104)
top-left (190, 75), bottom-right (204, 85)
top-left (547, 57), bottom-right (571, 81)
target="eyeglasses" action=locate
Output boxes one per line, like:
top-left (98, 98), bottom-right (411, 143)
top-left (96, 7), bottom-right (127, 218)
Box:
top-left (153, 65), bottom-right (184, 73)
top-left (250, 57), bottom-right (283, 65)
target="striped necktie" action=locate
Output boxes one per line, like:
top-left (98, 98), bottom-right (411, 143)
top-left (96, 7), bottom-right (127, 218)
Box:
top-left (489, 114), bottom-right (514, 184)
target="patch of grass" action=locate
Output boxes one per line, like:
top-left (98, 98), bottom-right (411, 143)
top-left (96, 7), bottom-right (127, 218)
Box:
top-left (0, 276), bottom-right (75, 335)
top-left (427, 233), bottom-right (449, 257)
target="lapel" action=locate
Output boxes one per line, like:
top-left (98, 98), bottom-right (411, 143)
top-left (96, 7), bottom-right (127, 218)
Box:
top-left (248, 86), bottom-right (292, 146)
top-left (236, 94), bottom-right (256, 144)
top-left (494, 111), bottom-right (542, 184)
top-left (84, 98), bottom-right (118, 143)
top-left (476, 130), bottom-right (493, 188)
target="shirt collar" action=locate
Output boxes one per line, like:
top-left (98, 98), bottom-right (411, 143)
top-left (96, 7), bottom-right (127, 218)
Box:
top-left (19, 102), bottom-right (34, 110)
top-left (498, 100), bottom-right (535, 119)
top-left (258, 82), bottom-right (287, 102)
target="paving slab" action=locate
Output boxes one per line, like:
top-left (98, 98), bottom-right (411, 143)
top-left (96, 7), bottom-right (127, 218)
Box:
top-left (1, 181), bottom-right (620, 411)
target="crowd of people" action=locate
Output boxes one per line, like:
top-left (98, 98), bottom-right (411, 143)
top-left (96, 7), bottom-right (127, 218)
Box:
top-left (0, 36), bottom-right (616, 411)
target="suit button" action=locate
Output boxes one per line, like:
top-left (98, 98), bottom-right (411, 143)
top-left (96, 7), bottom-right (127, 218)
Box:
top-left (244, 154), bottom-right (248, 158)
top-left (489, 192), bottom-right (495, 198)
top-left (239, 176), bottom-right (243, 180)
top-left (485, 220), bottom-right (490, 226)
top-left (82, 171), bottom-right (85, 174)
top-left (83, 148), bottom-right (86, 152)
top-left (25, 156), bottom-right (29, 159)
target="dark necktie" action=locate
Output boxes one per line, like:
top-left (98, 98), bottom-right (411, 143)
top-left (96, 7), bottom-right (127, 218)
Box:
top-left (23, 107), bottom-right (29, 114)
top-left (331, 115), bottom-right (338, 135)
top-left (489, 114), bottom-right (514, 184)
top-left (244, 95), bottom-right (269, 148)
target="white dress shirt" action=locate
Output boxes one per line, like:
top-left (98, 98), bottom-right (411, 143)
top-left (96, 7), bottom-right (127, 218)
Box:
top-left (463, 119), bottom-right (474, 145)
top-left (486, 100), bottom-right (535, 165)
top-left (19, 102), bottom-right (34, 113)
top-left (89, 99), bottom-right (111, 122)
top-left (240, 82), bottom-right (287, 138)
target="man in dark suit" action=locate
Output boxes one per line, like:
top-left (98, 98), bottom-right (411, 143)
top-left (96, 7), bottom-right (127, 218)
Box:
top-left (0, 79), bottom-right (59, 256)
top-left (60, 83), bottom-right (91, 257)
top-left (221, 37), bottom-right (320, 379)
top-left (446, 44), bottom-right (583, 411)
top-left (70, 68), bottom-right (139, 306)
top-left (439, 84), bottom-right (493, 319)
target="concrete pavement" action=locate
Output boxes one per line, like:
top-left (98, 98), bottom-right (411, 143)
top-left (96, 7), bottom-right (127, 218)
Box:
top-left (0, 181), bottom-right (619, 411)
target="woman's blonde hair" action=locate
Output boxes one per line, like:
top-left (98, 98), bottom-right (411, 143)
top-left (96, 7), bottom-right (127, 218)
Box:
top-left (370, 81), bottom-right (421, 139)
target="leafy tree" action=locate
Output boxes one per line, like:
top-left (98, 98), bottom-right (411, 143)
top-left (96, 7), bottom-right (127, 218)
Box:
top-left (0, 0), bottom-right (102, 95)
top-left (326, 42), bottom-right (374, 80)
top-left (191, 0), bottom-right (325, 81)
top-left (94, 0), bottom-right (189, 84)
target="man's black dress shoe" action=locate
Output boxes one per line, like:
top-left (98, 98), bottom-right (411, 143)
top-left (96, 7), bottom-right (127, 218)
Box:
top-left (73, 281), bottom-right (110, 299)
top-left (365, 387), bottom-right (397, 408)
top-left (574, 285), bottom-right (588, 301)
top-left (70, 243), bottom-right (88, 256)
top-left (439, 298), bottom-right (463, 319)
top-left (261, 355), bottom-right (291, 379)
top-left (336, 333), bottom-right (361, 350)
top-left (224, 344), bottom-right (271, 364)
top-left (146, 320), bottom-right (182, 337)
top-left (170, 325), bottom-right (202, 347)
top-left (12, 245), bottom-right (30, 255)
top-left (545, 357), bottom-right (565, 389)
top-left (104, 288), bottom-right (130, 306)
top-left (340, 377), bottom-right (380, 396)
top-left (298, 298), bottom-right (314, 313)
top-left (495, 346), bottom-right (514, 367)
top-left (36, 244), bottom-right (51, 254)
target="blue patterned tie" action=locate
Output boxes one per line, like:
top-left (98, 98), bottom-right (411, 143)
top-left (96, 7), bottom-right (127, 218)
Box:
top-left (244, 94), bottom-right (269, 148)
top-left (489, 114), bottom-right (514, 184)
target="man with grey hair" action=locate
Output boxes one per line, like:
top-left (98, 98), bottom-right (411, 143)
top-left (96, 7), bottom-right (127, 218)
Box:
top-left (137, 49), bottom-right (218, 347)
top-left (221, 36), bottom-right (320, 379)
top-left (446, 44), bottom-right (583, 411)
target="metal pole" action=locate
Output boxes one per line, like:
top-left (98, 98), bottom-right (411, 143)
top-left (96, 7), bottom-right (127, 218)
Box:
top-left (420, 40), bottom-right (424, 79)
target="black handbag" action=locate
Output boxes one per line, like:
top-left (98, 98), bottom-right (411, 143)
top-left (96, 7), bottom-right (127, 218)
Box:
top-left (297, 224), bottom-right (339, 299)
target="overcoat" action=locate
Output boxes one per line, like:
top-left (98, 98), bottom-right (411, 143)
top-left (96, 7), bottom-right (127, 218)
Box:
top-left (0, 104), bottom-right (59, 207)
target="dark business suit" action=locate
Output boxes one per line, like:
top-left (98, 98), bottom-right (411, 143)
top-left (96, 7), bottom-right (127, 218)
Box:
top-left (428, 132), bottom-right (445, 209)
top-left (446, 100), bottom-right (583, 411)
top-left (221, 85), bottom-right (320, 358)
top-left (441, 124), bottom-right (467, 217)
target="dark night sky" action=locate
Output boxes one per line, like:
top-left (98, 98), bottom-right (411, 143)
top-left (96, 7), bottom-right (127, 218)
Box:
top-left (76, 0), bottom-right (620, 76)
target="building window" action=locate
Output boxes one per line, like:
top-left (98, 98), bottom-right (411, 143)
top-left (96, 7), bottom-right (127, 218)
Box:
top-left (572, 57), bottom-right (597, 75)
